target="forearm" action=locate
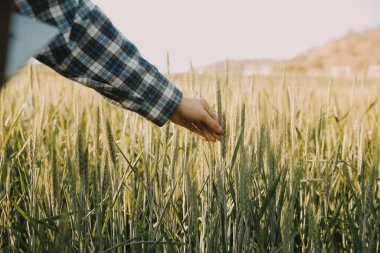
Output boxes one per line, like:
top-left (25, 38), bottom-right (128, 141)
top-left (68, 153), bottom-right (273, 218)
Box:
top-left (13, 0), bottom-right (182, 126)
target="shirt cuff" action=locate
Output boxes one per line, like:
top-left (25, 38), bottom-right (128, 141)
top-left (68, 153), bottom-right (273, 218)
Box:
top-left (137, 81), bottom-right (183, 127)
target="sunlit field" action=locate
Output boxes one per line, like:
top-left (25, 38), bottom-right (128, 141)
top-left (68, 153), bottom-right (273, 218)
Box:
top-left (0, 65), bottom-right (379, 252)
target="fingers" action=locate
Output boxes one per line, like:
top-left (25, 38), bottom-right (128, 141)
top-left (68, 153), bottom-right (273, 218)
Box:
top-left (193, 123), bottom-right (218, 142)
top-left (200, 109), bottom-right (223, 136)
top-left (204, 100), bottom-right (219, 122)
top-left (200, 123), bottom-right (221, 142)
top-left (201, 99), bottom-right (222, 135)
top-left (195, 99), bottom-right (222, 142)
top-left (185, 123), bottom-right (220, 142)
top-left (185, 124), bottom-right (207, 140)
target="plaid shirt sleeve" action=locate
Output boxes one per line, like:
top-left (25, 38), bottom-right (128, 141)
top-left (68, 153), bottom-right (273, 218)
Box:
top-left (13, 0), bottom-right (182, 126)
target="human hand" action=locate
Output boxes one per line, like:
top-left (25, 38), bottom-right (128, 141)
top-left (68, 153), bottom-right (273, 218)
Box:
top-left (169, 97), bottom-right (223, 142)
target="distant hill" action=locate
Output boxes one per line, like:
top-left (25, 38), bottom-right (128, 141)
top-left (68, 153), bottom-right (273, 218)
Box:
top-left (198, 26), bottom-right (380, 75)
top-left (285, 27), bottom-right (380, 72)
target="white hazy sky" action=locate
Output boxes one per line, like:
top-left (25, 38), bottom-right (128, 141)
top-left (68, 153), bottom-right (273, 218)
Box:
top-left (92, 0), bottom-right (380, 72)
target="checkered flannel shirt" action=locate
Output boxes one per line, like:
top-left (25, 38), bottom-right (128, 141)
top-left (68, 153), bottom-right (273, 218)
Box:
top-left (13, 0), bottom-right (182, 126)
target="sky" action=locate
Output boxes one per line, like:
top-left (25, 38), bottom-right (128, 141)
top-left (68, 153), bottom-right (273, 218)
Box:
top-left (92, 0), bottom-right (380, 72)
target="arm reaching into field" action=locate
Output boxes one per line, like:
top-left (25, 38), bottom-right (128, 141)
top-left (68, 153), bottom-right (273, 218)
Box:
top-left (12, 0), bottom-right (221, 141)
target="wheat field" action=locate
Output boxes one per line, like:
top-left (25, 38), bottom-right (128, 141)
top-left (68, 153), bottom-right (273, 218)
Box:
top-left (0, 65), bottom-right (379, 252)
